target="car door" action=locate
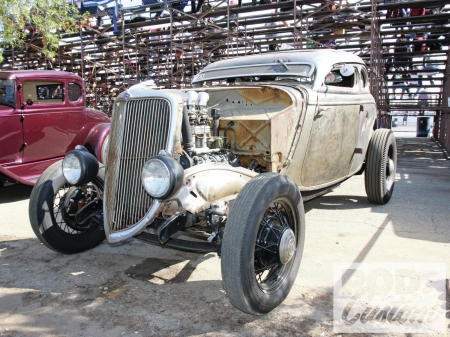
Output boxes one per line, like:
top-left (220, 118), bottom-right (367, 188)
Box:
top-left (300, 65), bottom-right (362, 187)
top-left (22, 78), bottom-right (87, 162)
top-left (348, 66), bottom-right (377, 174)
top-left (0, 78), bottom-right (24, 166)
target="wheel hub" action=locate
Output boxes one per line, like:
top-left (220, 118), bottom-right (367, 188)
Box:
top-left (387, 158), bottom-right (395, 176)
top-left (253, 200), bottom-right (298, 294)
top-left (279, 228), bottom-right (296, 265)
top-left (60, 186), bottom-right (96, 232)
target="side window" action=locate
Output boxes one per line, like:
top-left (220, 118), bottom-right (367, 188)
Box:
top-left (355, 68), bottom-right (363, 89)
top-left (68, 83), bottom-right (82, 102)
top-left (23, 81), bottom-right (64, 103)
top-left (361, 67), bottom-right (369, 88)
top-left (324, 69), bottom-right (355, 88)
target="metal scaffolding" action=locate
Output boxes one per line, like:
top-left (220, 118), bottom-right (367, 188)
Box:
top-left (1, 0), bottom-right (450, 152)
top-left (1, 1), bottom-right (381, 107)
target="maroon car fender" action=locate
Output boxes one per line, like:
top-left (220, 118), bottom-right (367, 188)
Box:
top-left (0, 157), bottom-right (62, 186)
top-left (83, 123), bottom-right (111, 163)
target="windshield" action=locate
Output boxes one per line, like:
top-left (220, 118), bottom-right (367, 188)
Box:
top-left (0, 79), bottom-right (16, 107)
top-left (194, 74), bottom-right (315, 87)
top-left (236, 74), bottom-right (314, 83)
top-left (192, 62), bottom-right (314, 86)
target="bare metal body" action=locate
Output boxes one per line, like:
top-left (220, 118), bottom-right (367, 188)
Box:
top-left (29, 50), bottom-right (395, 315)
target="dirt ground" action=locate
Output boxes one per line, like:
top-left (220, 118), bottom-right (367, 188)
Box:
top-left (1, 133), bottom-right (449, 337)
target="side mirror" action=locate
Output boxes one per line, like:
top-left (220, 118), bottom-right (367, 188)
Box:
top-left (340, 64), bottom-right (355, 77)
top-left (26, 99), bottom-right (33, 106)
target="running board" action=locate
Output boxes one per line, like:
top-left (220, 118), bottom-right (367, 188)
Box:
top-left (301, 184), bottom-right (341, 203)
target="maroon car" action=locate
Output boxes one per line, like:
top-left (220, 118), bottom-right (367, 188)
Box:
top-left (0, 70), bottom-right (110, 186)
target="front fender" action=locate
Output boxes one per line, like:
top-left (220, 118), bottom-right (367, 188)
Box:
top-left (168, 164), bottom-right (258, 214)
top-left (82, 123), bottom-right (110, 163)
top-left (105, 164), bottom-right (257, 244)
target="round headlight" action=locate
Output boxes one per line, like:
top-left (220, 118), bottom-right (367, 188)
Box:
top-left (62, 149), bottom-right (99, 186)
top-left (142, 159), bottom-right (170, 198)
top-left (63, 152), bottom-right (82, 185)
top-left (141, 156), bottom-right (184, 199)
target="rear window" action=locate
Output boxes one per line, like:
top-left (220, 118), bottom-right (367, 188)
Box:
top-left (68, 82), bottom-right (82, 102)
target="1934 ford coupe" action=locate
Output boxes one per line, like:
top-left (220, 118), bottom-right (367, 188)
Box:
top-left (29, 50), bottom-right (397, 315)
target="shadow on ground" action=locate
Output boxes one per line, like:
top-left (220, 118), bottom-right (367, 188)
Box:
top-left (0, 237), bottom-right (337, 337)
top-left (0, 184), bottom-right (33, 204)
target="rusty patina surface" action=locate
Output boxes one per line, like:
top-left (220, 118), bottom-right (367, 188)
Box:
top-left (77, 49), bottom-right (378, 244)
top-left (203, 86), bottom-right (305, 172)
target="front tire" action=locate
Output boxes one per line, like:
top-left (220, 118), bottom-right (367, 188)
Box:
top-left (365, 129), bottom-right (397, 204)
top-left (29, 160), bottom-right (106, 254)
top-left (221, 173), bottom-right (305, 315)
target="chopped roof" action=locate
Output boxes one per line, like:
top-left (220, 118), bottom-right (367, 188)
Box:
top-left (199, 50), bottom-right (365, 72)
top-left (192, 50), bottom-right (366, 84)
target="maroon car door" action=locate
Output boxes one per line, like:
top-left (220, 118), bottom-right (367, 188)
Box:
top-left (0, 79), bottom-right (24, 166)
top-left (0, 107), bottom-right (24, 166)
top-left (20, 78), bottom-right (89, 163)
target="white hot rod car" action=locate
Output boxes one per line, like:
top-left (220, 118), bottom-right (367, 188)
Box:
top-left (29, 50), bottom-right (397, 315)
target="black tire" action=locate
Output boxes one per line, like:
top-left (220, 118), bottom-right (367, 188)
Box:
top-left (221, 173), bottom-right (305, 315)
top-left (365, 128), bottom-right (397, 204)
top-left (29, 160), bottom-right (106, 254)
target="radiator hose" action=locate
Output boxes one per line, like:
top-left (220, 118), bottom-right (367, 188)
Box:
top-left (182, 105), bottom-right (194, 156)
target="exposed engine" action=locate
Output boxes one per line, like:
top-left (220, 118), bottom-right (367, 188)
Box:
top-left (180, 91), bottom-right (239, 169)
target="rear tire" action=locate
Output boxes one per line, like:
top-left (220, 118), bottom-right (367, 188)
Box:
top-left (365, 129), bottom-right (397, 204)
top-left (221, 173), bottom-right (305, 315)
top-left (29, 160), bottom-right (105, 254)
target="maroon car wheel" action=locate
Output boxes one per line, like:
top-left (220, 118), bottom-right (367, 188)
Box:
top-left (29, 160), bottom-right (106, 254)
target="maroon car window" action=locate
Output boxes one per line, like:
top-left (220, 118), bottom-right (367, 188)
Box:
top-left (0, 79), bottom-right (16, 106)
top-left (36, 84), bottom-right (63, 101)
top-left (68, 83), bottom-right (82, 102)
top-left (23, 81), bottom-right (63, 103)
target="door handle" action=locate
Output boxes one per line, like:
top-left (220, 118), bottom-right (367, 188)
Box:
top-left (318, 106), bottom-right (331, 112)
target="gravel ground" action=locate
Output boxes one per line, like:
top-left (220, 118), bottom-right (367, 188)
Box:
top-left (0, 132), bottom-right (449, 337)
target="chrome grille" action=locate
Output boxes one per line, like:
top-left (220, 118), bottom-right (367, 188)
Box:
top-left (105, 98), bottom-right (171, 232)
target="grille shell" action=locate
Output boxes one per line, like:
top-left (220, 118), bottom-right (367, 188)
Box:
top-left (105, 98), bottom-right (172, 233)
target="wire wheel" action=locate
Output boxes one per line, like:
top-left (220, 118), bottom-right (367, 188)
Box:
top-left (53, 184), bottom-right (100, 236)
top-left (255, 199), bottom-right (297, 294)
top-left (222, 173), bottom-right (305, 315)
top-left (29, 160), bottom-right (106, 254)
